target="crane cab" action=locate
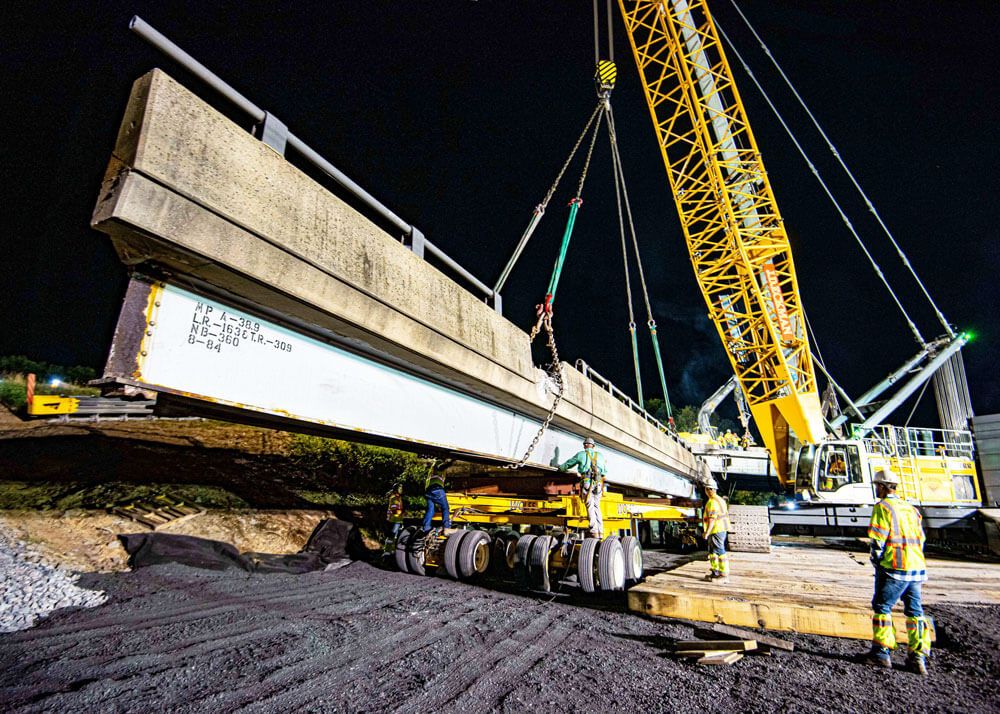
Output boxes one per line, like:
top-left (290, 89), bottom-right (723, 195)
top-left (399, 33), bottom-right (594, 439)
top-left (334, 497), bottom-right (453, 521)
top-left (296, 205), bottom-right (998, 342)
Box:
top-left (795, 441), bottom-right (875, 505)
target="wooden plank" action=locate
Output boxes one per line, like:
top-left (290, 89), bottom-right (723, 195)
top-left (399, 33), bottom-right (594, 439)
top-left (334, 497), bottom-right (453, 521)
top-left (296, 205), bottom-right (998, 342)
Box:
top-left (625, 539), bottom-right (992, 640)
top-left (697, 651), bottom-right (742, 665)
top-left (628, 582), bottom-right (915, 641)
top-left (710, 623), bottom-right (795, 651)
top-left (674, 639), bottom-right (757, 651)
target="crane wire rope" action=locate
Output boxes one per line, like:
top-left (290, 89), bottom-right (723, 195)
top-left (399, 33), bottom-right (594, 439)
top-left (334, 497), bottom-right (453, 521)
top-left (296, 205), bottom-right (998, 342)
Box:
top-left (903, 378), bottom-right (932, 427)
top-left (727, 0), bottom-right (955, 340)
top-left (713, 17), bottom-right (926, 346)
top-left (604, 103), bottom-right (675, 422)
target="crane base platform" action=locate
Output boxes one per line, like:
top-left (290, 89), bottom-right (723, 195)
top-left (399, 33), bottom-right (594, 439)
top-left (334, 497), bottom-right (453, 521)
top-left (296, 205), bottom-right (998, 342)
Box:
top-left (629, 538), bottom-right (1000, 641)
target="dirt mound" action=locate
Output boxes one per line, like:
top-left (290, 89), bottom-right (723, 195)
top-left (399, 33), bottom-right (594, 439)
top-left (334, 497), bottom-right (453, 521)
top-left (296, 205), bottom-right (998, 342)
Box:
top-left (0, 509), bottom-right (338, 573)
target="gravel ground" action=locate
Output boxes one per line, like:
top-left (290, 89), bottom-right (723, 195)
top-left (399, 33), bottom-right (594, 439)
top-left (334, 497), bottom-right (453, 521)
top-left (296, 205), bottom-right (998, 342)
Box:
top-left (0, 525), bottom-right (107, 633)
top-left (0, 552), bottom-right (997, 713)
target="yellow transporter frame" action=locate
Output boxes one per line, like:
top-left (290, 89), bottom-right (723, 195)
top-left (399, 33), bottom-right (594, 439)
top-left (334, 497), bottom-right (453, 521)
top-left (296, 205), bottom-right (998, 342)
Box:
top-left (444, 491), bottom-right (693, 532)
top-left (399, 492), bottom-right (695, 593)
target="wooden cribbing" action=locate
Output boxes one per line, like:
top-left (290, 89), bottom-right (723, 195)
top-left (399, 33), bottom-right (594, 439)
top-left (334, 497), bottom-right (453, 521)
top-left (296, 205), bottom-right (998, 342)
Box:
top-left (710, 624), bottom-right (795, 651)
top-left (674, 639), bottom-right (757, 651)
top-left (697, 651), bottom-right (742, 665)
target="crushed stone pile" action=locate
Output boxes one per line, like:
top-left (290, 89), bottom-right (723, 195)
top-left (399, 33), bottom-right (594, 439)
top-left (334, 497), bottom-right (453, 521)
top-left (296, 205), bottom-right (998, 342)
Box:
top-left (0, 524), bottom-right (107, 633)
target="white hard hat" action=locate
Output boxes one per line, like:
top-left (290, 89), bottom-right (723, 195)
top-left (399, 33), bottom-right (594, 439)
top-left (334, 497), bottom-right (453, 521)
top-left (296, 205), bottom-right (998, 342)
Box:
top-left (872, 469), bottom-right (900, 486)
top-left (583, 436), bottom-right (596, 447)
top-left (704, 478), bottom-right (718, 490)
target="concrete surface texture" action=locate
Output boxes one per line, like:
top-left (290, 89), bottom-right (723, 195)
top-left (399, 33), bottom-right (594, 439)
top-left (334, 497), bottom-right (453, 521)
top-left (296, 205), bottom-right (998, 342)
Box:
top-left (0, 560), bottom-right (997, 713)
top-left (90, 69), bottom-right (704, 486)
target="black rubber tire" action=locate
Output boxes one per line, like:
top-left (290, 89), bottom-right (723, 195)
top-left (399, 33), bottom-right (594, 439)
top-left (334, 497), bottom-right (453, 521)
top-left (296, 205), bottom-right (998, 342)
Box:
top-left (458, 530), bottom-right (492, 579)
top-left (406, 532), bottom-right (428, 576)
top-left (514, 534), bottom-right (537, 586)
top-left (443, 530), bottom-right (468, 580)
top-left (598, 536), bottom-right (626, 591)
top-left (490, 532), bottom-right (508, 573)
top-left (528, 535), bottom-right (553, 592)
top-left (578, 537), bottom-right (599, 593)
top-left (394, 527), bottom-right (413, 573)
top-left (502, 532), bottom-right (520, 571)
top-left (638, 521), bottom-right (653, 549)
top-left (621, 535), bottom-right (643, 584)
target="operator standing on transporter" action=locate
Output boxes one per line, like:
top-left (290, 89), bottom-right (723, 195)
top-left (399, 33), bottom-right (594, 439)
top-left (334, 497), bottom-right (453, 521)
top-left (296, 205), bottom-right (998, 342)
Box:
top-left (702, 478), bottom-right (730, 583)
top-left (557, 437), bottom-right (608, 539)
top-left (421, 458), bottom-right (454, 533)
top-left (863, 469), bottom-right (932, 675)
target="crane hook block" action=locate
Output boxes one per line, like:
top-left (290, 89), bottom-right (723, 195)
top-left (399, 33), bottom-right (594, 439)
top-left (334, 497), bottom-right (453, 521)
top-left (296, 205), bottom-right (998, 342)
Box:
top-left (595, 60), bottom-right (616, 98)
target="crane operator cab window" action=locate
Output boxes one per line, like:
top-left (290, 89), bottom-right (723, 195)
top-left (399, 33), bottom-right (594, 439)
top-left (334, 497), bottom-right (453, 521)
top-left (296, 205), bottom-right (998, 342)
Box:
top-left (817, 446), bottom-right (862, 492)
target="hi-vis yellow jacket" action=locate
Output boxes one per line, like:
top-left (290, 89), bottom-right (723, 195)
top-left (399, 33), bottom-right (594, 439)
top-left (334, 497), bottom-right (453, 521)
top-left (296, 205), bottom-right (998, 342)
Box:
top-left (702, 494), bottom-right (729, 536)
top-left (386, 493), bottom-right (404, 523)
top-left (868, 494), bottom-right (927, 581)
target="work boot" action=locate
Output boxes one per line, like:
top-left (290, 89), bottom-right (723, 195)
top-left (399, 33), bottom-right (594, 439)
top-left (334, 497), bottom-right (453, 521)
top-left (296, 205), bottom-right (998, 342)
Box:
top-left (862, 648), bottom-right (893, 669)
top-left (905, 654), bottom-right (928, 676)
top-left (715, 576), bottom-right (729, 585)
top-left (703, 572), bottom-right (718, 582)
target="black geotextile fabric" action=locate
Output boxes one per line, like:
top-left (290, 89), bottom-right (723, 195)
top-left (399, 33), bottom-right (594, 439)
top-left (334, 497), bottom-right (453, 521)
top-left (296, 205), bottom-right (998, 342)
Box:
top-left (119, 519), bottom-right (353, 574)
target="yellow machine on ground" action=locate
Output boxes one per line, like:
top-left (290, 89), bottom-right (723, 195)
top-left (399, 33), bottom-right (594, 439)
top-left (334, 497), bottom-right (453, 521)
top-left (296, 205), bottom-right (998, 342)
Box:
top-left (394, 492), bottom-right (694, 593)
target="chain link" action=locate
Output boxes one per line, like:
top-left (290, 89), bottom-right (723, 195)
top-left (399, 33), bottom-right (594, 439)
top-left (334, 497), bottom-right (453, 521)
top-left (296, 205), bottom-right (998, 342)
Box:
top-left (506, 312), bottom-right (565, 470)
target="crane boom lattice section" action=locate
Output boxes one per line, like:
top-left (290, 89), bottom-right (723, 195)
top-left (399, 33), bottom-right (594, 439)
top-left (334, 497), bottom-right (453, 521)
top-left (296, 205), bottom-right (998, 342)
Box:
top-left (618, 0), bottom-right (825, 475)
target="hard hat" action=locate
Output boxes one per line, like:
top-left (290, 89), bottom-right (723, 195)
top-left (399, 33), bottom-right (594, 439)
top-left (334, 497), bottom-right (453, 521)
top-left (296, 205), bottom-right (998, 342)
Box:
top-left (704, 478), bottom-right (718, 490)
top-left (872, 469), bottom-right (900, 486)
top-left (583, 436), bottom-right (596, 447)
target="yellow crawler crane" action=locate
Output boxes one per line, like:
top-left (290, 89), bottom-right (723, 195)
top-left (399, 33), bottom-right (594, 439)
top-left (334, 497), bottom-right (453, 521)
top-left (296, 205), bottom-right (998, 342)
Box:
top-left (617, 0), bottom-right (825, 482)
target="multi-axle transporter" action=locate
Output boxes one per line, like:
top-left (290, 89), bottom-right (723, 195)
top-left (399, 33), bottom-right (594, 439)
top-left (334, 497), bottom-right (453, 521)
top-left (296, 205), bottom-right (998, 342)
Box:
top-left (392, 489), bottom-right (697, 593)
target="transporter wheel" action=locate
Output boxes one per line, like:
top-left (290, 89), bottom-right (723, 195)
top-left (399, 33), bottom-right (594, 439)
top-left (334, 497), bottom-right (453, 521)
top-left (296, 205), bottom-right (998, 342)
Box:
top-left (491, 531), bottom-right (518, 573)
top-left (458, 530), bottom-right (492, 579)
top-left (394, 527), bottom-right (414, 573)
top-left (621, 535), bottom-right (643, 584)
top-left (443, 529), bottom-right (468, 579)
top-left (527, 535), bottom-right (553, 593)
top-left (578, 537), bottom-right (599, 593)
top-left (490, 532), bottom-right (507, 573)
top-left (514, 534), bottom-right (537, 586)
top-left (598, 536), bottom-right (626, 591)
top-left (638, 521), bottom-right (653, 549)
top-left (406, 532), bottom-right (428, 576)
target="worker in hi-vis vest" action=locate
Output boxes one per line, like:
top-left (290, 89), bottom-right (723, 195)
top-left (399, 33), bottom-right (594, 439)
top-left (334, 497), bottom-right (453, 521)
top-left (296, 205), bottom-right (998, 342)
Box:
top-left (701, 478), bottom-right (730, 583)
top-left (383, 481), bottom-right (404, 552)
top-left (863, 469), bottom-right (931, 675)
top-left (421, 458), bottom-right (454, 533)
top-left (557, 437), bottom-right (607, 539)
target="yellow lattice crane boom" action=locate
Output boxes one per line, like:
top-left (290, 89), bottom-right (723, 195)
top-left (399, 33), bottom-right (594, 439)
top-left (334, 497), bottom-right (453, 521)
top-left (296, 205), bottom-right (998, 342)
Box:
top-left (617, 0), bottom-right (825, 482)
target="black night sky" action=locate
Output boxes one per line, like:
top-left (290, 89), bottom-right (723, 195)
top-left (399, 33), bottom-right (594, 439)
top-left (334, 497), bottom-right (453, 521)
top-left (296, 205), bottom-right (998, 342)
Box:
top-left (3, 1), bottom-right (998, 426)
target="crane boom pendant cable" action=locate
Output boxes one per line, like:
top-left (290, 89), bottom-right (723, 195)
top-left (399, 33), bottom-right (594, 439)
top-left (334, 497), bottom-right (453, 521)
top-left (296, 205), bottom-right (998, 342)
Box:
top-left (727, 0), bottom-right (955, 339)
top-left (715, 9), bottom-right (926, 346)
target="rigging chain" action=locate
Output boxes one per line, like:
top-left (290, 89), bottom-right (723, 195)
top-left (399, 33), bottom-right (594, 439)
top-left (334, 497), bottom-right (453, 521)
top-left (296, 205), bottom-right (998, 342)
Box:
top-left (505, 312), bottom-right (565, 470)
top-left (506, 110), bottom-right (603, 470)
